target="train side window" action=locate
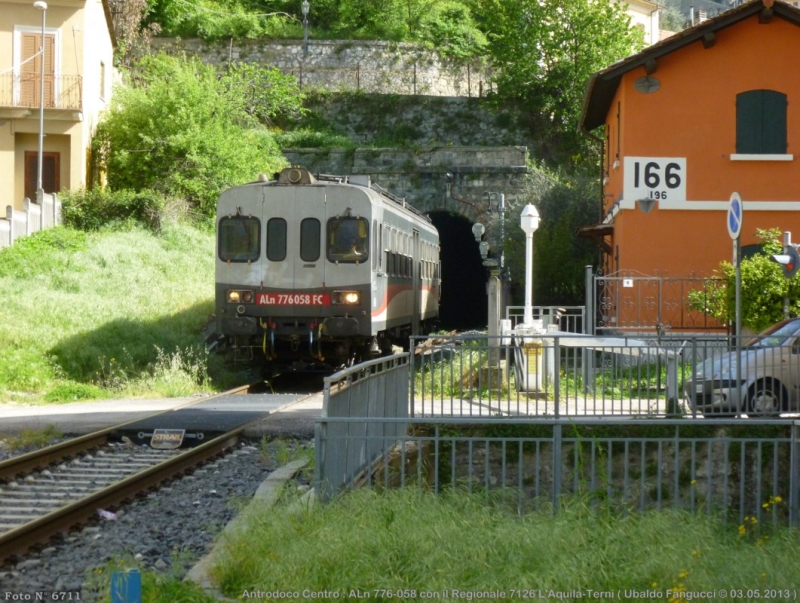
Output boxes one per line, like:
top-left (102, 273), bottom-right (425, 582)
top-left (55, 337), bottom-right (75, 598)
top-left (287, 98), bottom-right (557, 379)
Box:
top-left (219, 216), bottom-right (260, 262)
top-left (300, 218), bottom-right (321, 262)
top-left (267, 218), bottom-right (287, 261)
top-left (379, 223), bottom-right (384, 271)
top-left (327, 217), bottom-right (369, 263)
top-left (372, 221), bottom-right (379, 271)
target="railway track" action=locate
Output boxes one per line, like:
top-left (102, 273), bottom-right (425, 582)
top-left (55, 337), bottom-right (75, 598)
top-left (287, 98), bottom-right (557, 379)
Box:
top-left (0, 427), bottom-right (243, 565)
top-left (0, 383), bottom-right (273, 565)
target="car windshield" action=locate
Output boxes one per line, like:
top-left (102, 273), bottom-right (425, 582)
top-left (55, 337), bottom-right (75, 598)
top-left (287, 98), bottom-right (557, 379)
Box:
top-left (745, 319), bottom-right (800, 348)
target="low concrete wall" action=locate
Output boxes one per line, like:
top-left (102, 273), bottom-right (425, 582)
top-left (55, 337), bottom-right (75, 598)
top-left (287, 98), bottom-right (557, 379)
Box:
top-left (0, 192), bottom-right (62, 250)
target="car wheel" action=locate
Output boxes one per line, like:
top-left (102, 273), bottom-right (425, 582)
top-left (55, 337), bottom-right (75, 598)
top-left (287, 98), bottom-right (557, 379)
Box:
top-left (747, 379), bottom-right (785, 417)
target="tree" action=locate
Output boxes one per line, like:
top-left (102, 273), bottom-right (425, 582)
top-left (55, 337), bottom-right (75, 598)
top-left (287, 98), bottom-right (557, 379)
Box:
top-left (95, 53), bottom-right (304, 216)
top-left (106, 0), bottom-right (161, 66)
top-left (503, 163), bottom-right (599, 306)
top-left (471, 0), bottom-right (644, 164)
top-left (687, 228), bottom-right (800, 332)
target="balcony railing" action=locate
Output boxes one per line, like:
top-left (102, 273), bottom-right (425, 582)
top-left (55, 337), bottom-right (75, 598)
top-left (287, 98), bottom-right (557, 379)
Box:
top-left (0, 72), bottom-right (82, 111)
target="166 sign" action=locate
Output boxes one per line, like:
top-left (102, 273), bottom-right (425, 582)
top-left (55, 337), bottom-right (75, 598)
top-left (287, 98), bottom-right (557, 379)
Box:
top-left (623, 157), bottom-right (686, 204)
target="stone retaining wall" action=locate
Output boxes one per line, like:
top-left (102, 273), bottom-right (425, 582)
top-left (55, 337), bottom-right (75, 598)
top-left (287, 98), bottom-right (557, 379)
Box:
top-left (283, 146), bottom-right (529, 215)
top-left (149, 38), bottom-right (491, 97)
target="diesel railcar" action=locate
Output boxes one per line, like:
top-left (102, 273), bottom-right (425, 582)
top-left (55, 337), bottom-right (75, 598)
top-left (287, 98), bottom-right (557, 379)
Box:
top-left (215, 167), bottom-right (441, 369)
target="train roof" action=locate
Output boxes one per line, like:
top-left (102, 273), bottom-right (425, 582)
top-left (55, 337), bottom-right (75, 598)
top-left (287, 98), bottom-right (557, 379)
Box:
top-left (239, 167), bottom-right (432, 224)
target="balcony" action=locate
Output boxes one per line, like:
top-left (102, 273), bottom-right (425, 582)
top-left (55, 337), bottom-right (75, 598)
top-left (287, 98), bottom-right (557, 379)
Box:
top-left (0, 72), bottom-right (82, 119)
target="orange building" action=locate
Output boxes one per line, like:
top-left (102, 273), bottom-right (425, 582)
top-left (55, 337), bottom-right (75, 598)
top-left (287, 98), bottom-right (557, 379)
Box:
top-left (580, 0), bottom-right (800, 283)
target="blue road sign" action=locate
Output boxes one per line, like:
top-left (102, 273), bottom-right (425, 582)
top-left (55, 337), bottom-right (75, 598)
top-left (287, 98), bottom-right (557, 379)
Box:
top-left (728, 192), bottom-right (743, 240)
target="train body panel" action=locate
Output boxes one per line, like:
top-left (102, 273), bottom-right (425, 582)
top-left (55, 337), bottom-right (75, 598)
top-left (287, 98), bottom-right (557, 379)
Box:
top-left (215, 167), bottom-right (440, 369)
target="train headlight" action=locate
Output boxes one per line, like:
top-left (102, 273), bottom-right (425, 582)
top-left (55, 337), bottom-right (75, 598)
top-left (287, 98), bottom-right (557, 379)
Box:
top-left (226, 290), bottom-right (255, 304)
top-left (332, 290), bottom-right (360, 305)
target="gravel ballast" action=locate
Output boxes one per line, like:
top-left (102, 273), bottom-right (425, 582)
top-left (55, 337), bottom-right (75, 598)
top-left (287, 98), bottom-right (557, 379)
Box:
top-left (0, 438), bottom-right (312, 600)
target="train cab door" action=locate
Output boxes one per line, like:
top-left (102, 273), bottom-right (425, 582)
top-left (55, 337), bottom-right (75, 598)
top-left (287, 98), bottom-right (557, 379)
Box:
top-left (261, 185), bottom-right (327, 316)
top-left (412, 229), bottom-right (420, 335)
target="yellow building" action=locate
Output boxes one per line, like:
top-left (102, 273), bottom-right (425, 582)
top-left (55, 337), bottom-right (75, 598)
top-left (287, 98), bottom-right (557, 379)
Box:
top-left (0, 0), bottom-right (115, 210)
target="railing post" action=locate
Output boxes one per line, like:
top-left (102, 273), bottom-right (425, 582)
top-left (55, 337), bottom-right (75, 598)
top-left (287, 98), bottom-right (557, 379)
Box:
top-left (409, 337), bottom-right (416, 417)
top-left (791, 421), bottom-right (800, 528)
top-left (552, 423), bottom-right (562, 515)
top-left (584, 265), bottom-right (594, 394)
top-left (554, 336), bottom-right (561, 418)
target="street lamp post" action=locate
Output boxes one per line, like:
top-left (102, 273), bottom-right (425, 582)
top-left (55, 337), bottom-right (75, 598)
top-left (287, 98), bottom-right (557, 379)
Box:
top-left (34, 0), bottom-right (47, 194)
top-left (301, 0), bottom-right (310, 58)
top-left (520, 204), bottom-right (540, 326)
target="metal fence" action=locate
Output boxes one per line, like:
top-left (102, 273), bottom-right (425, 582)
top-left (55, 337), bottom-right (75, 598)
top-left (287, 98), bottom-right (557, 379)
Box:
top-left (314, 354), bottom-right (409, 502)
top-left (409, 331), bottom-right (799, 419)
top-left (593, 273), bottom-right (727, 333)
top-left (314, 331), bottom-right (800, 523)
top-left (1, 192), bottom-right (62, 250)
top-left (0, 73), bottom-right (82, 111)
top-left (314, 417), bottom-right (800, 525)
top-left (505, 305), bottom-right (585, 333)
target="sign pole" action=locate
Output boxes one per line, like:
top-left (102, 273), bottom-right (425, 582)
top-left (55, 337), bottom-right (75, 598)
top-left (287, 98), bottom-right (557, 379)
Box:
top-left (728, 193), bottom-right (743, 417)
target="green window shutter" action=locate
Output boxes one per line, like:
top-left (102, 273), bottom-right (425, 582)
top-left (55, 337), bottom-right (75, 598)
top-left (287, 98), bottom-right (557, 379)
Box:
top-left (736, 91), bottom-right (763, 153)
top-left (761, 90), bottom-right (787, 154)
top-left (736, 90), bottom-right (787, 153)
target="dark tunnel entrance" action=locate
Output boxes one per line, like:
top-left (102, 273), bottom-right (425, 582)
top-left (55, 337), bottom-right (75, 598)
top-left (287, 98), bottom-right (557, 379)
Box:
top-left (429, 211), bottom-right (487, 330)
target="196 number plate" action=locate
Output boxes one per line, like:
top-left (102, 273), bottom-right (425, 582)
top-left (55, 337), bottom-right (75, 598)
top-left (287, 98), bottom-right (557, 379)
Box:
top-left (257, 293), bottom-right (330, 306)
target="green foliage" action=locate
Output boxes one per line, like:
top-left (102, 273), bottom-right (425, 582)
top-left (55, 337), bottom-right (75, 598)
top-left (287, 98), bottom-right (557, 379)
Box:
top-left (503, 162), bottom-right (599, 306)
top-left (96, 53), bottom-right (300, 216)
top-left (274, 128), bottom-right (355, 148)
top-left (472, 0), bottom-right (644, 164)
top-left (687, 228), bottom-right (800, 332)
top-left (0, 224), bottom-right (243, 402)
top-left (60, 188), bottom-right (168, 232)
top-left (220, 61), bottom-right (307, 126)
top-left (335, 0), bottom-right (411, 40)
top-left (0, 425), bottom-right (63, 450)
top-left (210, 487), bottom-right (800, 595)
top-left (416, 1), bottom-right (488, 60)
top-left (147, 0), bottom-right (301, 40)
top-left (43, 382), bottom-right (105, 403)
top-left (0, 227), bottom-right (88, 278)
top-left (147, 0), bottom-right (487, 60)
top-left (660, 0), bottom-right (688, 33)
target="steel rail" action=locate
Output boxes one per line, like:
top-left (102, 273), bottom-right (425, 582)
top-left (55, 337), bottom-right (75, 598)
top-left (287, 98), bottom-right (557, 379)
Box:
top-left (0, 382), bottom-right (256, 563)
top-left (0, 382), bottom-right (252, 482)
top-left (0, 428), bottom-right (243, 564)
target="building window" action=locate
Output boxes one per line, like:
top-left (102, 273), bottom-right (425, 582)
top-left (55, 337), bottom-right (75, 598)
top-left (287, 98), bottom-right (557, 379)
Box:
top-left (736, 89), bottom-right (787, 154)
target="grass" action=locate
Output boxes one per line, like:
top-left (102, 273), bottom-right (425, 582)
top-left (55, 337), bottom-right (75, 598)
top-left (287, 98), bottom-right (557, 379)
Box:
top-left (0, 223), bottom-right (241, 404)
top-left (0, 425), bottom-right (63, 450)
top-left (189, 488), bottom-right (799, 600)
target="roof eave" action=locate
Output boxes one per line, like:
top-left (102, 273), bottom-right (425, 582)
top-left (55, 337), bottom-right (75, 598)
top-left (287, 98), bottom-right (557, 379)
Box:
top-left (580, 0), bottom-right (800, 133)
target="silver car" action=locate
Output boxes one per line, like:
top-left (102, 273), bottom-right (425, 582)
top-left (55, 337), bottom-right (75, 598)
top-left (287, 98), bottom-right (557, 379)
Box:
top-left (683, 318), bottom-right (800, 416)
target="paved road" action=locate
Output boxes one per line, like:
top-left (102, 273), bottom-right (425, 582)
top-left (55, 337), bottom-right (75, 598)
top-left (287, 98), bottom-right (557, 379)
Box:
top-left (0, 391), bottom-right (324, 439)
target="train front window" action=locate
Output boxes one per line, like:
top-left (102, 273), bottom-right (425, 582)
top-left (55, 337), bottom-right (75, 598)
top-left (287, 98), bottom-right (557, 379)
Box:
top-left (300, 218), bottom-right (321, 262)
top-left (327, 217), bottom-right (369, 263)
top-left (267, 218), bottom-right (287, 261)
top-left (218, 216), bottom-right (260, 262)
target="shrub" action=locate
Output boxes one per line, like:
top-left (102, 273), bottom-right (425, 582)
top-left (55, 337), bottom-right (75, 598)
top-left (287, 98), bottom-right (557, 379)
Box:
top-left (275, 129), bottom-right (355, 148)
top-left (0, 227), bottom-right (88, 278)
top-left (60, 188), bottom-right (168, 232)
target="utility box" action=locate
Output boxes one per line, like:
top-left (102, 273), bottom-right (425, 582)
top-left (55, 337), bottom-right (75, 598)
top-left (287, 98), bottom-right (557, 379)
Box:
top-left (513, 319), bottom-right (549, 393)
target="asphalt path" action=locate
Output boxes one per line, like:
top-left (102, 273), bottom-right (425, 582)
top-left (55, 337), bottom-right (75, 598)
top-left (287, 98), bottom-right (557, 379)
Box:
top-left (0, 391), bottom-right (324, 439)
